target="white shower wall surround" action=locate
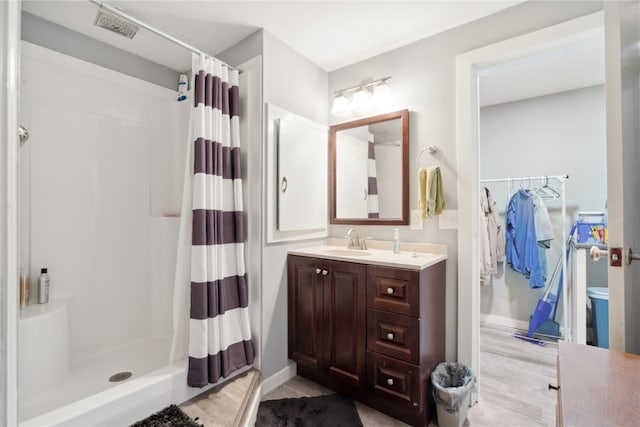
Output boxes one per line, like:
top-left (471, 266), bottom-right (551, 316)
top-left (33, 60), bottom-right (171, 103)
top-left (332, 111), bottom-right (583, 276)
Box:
top-left (17, 42), bottom-right (201, 424)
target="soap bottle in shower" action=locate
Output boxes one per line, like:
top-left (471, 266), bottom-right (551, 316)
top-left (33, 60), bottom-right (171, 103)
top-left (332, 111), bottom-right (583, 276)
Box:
top-left (38, 267), bottom-right (50, 304)
top-left (177, 74), bottom-right (188, 101)
top-left (19, 268), bottom-right (29, 309)
top-left (392, 228), bottom-right (401, 254)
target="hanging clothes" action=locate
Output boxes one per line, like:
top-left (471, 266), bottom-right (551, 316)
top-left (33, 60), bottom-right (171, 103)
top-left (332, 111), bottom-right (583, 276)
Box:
top-left (531, 192), bottom-right (554, 283)
top-left (506, 189), bottom-right (545, 288)
top-left (479, 202), bottom-right (492, 285)
top-left (480, 187), bottom-right (505, 285)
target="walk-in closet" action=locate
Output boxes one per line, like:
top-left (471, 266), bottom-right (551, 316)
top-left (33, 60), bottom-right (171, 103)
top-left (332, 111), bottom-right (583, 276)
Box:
top-left (473, 33), bottom-right (607, 426)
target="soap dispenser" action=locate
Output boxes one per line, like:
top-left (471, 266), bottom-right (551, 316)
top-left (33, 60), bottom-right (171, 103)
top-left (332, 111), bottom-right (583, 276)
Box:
top-left (38, 267), bottom-right (50, 304)
top-left (392, 228), bottom-right (401, 254)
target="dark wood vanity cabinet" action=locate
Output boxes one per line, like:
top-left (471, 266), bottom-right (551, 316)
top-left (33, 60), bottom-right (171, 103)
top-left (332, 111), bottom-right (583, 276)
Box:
top-left (288, 255), bottom-right (446, 427)
top-left (287, 255), bottom-right (367, 390)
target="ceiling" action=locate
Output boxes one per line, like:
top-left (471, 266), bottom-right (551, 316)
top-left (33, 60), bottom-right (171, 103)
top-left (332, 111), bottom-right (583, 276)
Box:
top-left (479, 29), bottom-right (605, 107)
top-left (22, 0), bottom-right (522, 72)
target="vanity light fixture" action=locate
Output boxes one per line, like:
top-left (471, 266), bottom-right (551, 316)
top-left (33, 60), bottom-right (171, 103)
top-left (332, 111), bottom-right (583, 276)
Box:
top-left (372, 80), bottom-right (391, 108)
top-left (350, 87), bottom-right (371, 113)
top-left (331, 92), bottom-right (350, 116)
top-left (331, 76), bottom-right (392, 116)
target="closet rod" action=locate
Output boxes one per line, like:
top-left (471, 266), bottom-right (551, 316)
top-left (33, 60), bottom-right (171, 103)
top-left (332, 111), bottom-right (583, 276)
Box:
top-left (480, 174), bottom-right (569, 184)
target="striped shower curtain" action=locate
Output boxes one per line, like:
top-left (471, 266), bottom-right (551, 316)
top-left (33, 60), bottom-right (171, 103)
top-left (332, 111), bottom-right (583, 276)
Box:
top-left (367, 141), bottom-right (380, 218)
top-left (187, 54), bottom-right (254, 387)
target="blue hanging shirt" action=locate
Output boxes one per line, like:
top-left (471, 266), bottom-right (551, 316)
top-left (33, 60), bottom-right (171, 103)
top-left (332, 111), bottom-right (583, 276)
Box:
top-left (506, 190), bottom-right (545, 288)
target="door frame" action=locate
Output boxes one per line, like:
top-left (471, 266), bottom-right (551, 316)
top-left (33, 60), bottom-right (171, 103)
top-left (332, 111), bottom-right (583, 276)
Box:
top-left (455, 12), bottom-right (604, 401)
top-left (604, 0), bottom-right (640, 353)
top-left (1, 0), bottom-right (21, 425)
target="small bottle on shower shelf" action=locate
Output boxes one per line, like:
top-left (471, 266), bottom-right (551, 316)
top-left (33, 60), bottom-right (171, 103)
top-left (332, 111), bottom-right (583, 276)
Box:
top-left (392, 228), bottom-right (401, 254)
top-left (38, 267), bottom-right (50, 304)
top-left (19, 268), bottom-right (29, 309)
top-left (177, 74), bottom-right (188, 101)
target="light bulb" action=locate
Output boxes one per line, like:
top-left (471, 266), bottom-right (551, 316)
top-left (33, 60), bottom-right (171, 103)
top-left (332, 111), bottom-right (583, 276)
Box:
top-left (351, 88), bottom-right (371, 113)
top-left (373, 82), bottom-right (391, 108)
top-left (331, 93), bottom-right (349, 116)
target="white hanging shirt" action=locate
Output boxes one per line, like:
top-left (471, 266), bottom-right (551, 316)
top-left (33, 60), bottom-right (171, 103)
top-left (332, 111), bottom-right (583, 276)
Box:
top-left (531, 193), bottom-right (554, 242)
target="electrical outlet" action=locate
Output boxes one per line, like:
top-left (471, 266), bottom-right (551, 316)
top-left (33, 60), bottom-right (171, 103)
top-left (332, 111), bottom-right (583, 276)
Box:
top-left (410, 209), bottom-right (423, 230)
top-left (439, 209), bottom-right (458, 229)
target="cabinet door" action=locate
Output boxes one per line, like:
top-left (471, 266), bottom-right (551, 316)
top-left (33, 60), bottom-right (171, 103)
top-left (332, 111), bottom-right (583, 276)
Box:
top-left (323, 260), bottom-right (367, 388)
top-left (288, 256), bottom-right (324, 370)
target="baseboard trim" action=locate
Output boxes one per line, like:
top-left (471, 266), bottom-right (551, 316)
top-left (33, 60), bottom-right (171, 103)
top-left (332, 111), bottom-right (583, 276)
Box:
top-left (260, 363), bottom-right (297, 397)
top-left (481, 313), bottom-right (566, 337)
top-left (481, 314), bottom-right (529, 331)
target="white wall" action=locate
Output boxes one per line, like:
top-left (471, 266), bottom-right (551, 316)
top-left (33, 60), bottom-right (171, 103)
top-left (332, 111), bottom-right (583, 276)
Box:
top-left (479, 85), bottom-right (607, 326)
top-left (260, 32), bottom-right (328, 379)
top-left (328, 0), bottom-right (603, 361)
top-left (19, 42), bottom-right (181, 363)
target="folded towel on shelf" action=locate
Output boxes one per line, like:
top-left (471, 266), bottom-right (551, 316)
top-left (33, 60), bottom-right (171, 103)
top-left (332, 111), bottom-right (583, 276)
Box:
top-left (419, 166), bottom-right (446, 218)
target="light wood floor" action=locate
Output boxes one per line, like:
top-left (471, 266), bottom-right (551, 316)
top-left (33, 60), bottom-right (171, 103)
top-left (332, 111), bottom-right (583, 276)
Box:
top-left (180, 323), bottom-right (558, 426)
top-left (181, 368), bottom-right (259, 427)
top-left (468, 323), bottom-right (558, 427)
top-left (262, 324), bottom-right (558, 427)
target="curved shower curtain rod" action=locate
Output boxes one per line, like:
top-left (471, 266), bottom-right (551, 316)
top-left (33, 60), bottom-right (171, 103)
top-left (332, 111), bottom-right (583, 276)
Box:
top-left (88, 0), bottom-right (240, 73)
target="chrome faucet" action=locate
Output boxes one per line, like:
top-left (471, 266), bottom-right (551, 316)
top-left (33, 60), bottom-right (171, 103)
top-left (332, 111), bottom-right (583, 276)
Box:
top-left (346, 229), bottom-right (368, 250)
top-left (346, 228), bottom-right (360, 249)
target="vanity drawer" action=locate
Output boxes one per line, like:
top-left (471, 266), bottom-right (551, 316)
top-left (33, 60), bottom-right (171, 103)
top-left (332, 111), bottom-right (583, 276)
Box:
top-left (367, 352), bottom-right (421, 410)
top-left (367, 309), bottom-right (419, 364)
top-left (367, 266), bottom-right (420, 316)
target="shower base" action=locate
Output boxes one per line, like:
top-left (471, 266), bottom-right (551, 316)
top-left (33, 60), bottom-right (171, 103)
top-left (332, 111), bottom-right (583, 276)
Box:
top-left (20, 335), bottom-right (171, 424)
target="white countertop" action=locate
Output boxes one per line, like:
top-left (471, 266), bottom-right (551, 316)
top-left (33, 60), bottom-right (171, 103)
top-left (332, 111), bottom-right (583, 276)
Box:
top-left (288, 238), bottom-right (447, 271)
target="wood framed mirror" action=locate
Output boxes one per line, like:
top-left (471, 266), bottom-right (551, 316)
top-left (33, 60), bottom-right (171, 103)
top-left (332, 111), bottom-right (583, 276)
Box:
top-left (329, 109), bottom-right (409, 225)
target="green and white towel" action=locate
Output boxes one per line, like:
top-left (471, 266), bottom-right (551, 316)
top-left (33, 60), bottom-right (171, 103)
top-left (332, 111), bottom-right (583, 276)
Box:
top-left (419, 166), bottom-right (446, 218)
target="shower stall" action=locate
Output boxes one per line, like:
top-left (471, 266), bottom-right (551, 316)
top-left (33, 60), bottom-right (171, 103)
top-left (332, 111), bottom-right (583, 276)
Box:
top-left (18, 40), bottom-right (191, 425)
top-left (8, 2), bottom-right (260, 425)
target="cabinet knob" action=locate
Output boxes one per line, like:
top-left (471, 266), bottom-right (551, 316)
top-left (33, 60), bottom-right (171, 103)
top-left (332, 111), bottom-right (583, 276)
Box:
top-left (322, 269), bottom-right (329, 276)
top-left (386, 378), bottom-right (394, 386)
top-left (387, 333), bottom-right (394, 340)
top-left (386, 287), bottom-right (394, 294)
top-left (315, 268), bottom-right (321, 274)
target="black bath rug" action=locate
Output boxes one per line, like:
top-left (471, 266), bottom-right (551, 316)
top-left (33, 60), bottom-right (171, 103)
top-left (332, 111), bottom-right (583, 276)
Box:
top-left (130, 404), bottom-right (203, 427)
top-left (256, 393), bottom-right (363, 427)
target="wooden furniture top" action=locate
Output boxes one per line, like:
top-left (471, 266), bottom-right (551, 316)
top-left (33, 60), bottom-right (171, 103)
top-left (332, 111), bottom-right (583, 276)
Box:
top-left (558, 341), bottom-right (640, 427)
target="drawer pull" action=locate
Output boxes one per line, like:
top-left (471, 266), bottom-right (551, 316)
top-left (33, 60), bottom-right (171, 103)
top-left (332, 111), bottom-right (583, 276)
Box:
top-left (386, 378), bottom-right (394, 386)
top-left (315, 268), bottom-right (321, 274)
top-left (386, 287), bottom-right (394, 294)
top-left (548, 384), bottom-right (559, 391)
top-left (387, 333), bottom-right (394, 340)
top-left (322, 269), bottom-right (329, 276)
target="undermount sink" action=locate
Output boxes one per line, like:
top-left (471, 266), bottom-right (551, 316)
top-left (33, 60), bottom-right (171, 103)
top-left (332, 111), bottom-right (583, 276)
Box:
top-left (322, 249), bottom-right (372, 257)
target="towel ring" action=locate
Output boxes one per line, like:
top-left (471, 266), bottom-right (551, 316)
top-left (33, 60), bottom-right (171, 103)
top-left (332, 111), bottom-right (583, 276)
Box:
top-left (417, 145), bottom-right (440, 168)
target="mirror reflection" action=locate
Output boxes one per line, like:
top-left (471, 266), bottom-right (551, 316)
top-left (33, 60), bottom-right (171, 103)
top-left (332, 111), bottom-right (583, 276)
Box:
top-left (330, 110), bottom-right (409, 225)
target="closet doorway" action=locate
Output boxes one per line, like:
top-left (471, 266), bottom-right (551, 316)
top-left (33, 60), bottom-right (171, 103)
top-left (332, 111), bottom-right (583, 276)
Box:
top-left (455, 11), bottom-right (607, 411)
top-left (470, 25), bottom-right (607, 425)
top-left (478, 34), bottom-right (607, 340)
